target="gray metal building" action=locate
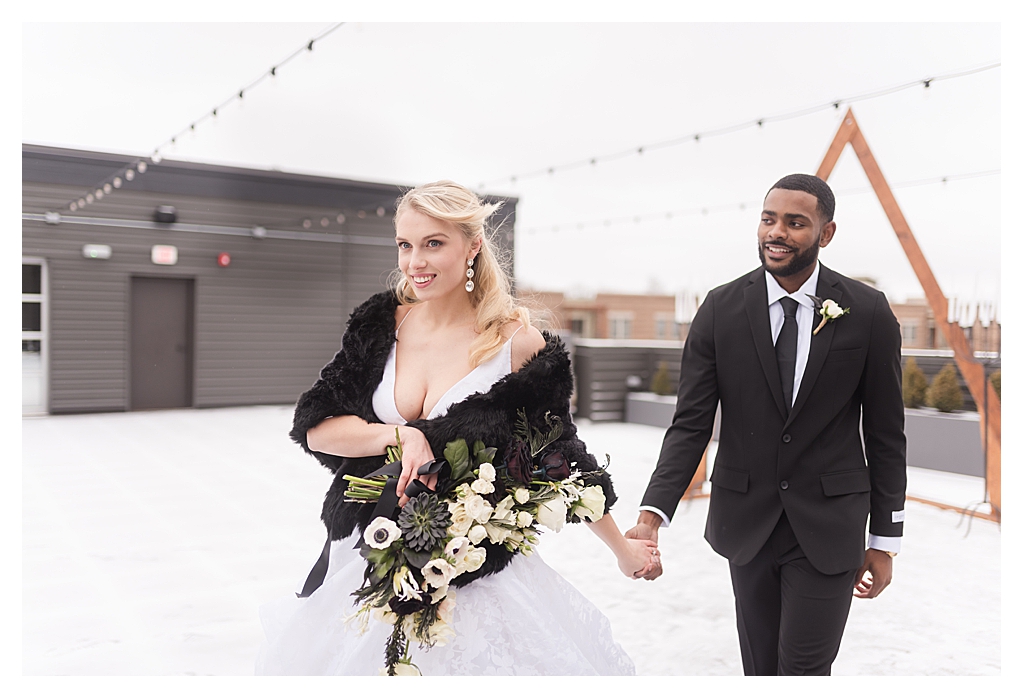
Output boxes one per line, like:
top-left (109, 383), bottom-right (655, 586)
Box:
top-left (21, 144), bottom-right (516, 415)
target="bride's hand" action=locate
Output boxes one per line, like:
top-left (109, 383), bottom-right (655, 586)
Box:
top-left (618, 538), bottom-right (660, 579)
top-left (396, 426), bottom-right (437, 507)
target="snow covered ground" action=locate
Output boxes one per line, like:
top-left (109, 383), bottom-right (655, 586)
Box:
top-left (21, 405), bottom-right (1003, 676)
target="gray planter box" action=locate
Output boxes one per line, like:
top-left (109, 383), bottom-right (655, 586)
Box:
top-left (905, 407), bottom-right (983, 477)
top-left (625, 397), bottom-right (984, 478)
top-left (625, 392), bottom-right (722, 440)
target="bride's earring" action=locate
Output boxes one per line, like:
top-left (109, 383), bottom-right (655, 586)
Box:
top-left (465, 258), bottom-right (475, 292)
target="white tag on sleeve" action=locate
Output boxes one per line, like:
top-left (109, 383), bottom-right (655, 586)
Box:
top-left (892, 510), bottom-right (905, 523)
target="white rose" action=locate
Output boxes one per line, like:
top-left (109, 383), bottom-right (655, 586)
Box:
top-left (478, 462), bottom-right (497, 482)
top-left (455, 483), bottom-right (472, 499)
top-left (427, 618), bottom-right (456, 647)
top-left (514, 488), bottom-right (530, 504)
top-left (444, 537), bottom-right (470, 563)
top-left (489, 506), bottom-right (516, 526)
top-left (822, 299), bottom-right (844, 318)
top-left (471, 477), bottom-right (495, 495)
top-left (422, 558), bottom-right (457, 588)
top-left (464, 494), bottom-right (494, 523)
top-left (437, 595), bottom-right (457, 624)
top-left (391, 661), bottom-right (422, 676)
top-left (570, 485), bottom-right (606, 522)
top-left (536, 495), bottom-right (568, 532)
top-left (364, 516), bottom-right (402, 549)
top-left (485, 522), bottom-right (511, 544)
top-left (516, 510), bottom-right (533, 528)
top-left (447, 502), bottom-right (473, 537)
top-left (467, 524), bottom-right (487, 545)
top-left (372, 605), bottom-right (398, 626)
top-left (462, 546), bottom-right (486, 572)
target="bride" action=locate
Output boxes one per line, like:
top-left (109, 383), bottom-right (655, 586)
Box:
top-left (256, 180), bottom-right (658, 675)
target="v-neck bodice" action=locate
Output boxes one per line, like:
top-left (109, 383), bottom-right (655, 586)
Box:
top-left (372, 329), bottom-right (521, 425)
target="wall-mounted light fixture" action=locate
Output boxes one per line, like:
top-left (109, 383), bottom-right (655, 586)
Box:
top-left (82, 244), bottom-right (112, 260)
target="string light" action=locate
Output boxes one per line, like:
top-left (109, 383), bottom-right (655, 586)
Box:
top-left (54, 23), bottom-right (346, 214)
top-left (476, 62), bottom-right (1000, 190)
top-left (522, 169), bottom-right (1000, 235)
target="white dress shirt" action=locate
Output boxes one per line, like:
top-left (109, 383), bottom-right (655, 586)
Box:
top-left (642, 262), bottom-right (900, 554)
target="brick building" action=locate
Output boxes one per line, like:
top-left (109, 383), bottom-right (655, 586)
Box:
top-left (521, 290), bottom-right (683, 340)
top-left (889, 298), bottom-right (1000, 353)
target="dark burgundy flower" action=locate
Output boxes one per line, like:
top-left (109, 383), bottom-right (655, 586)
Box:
top-left (540, 451), bottom-right (570, 481)
top-left (388, 594), bottom-right (427, 617)
top-left (504, 440), bottom-right (533, 484)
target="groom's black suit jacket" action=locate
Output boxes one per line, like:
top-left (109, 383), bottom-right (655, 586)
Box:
top-left (642, 264), bottom-right (907, 575)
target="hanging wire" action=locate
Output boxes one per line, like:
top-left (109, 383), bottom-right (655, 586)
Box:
top-left (522, 168), bottom-right (1001, 235)
top-left (477, 62), bottom-right (1000, 191)
top-left (58, 23), bottom-right (346, 213)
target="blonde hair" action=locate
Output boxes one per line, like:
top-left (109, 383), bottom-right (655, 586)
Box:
top-left (390, 180), bottom-right (535, 367)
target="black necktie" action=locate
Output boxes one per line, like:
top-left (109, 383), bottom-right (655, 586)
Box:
top-left (776, 297), bottom-right (799, 414)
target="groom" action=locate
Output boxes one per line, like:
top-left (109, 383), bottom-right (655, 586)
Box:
top-left (627, 174), bottom-right (907, 675)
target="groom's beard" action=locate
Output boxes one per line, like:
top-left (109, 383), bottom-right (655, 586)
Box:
top-left (758, 241), bottom-right (819, 279)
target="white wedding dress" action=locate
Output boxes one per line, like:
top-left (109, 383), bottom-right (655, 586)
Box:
top-left (255, 332), bottom-right (636, 675)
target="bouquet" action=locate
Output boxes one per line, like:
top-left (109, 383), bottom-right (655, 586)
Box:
top-left (341, 409), bottom-right (609, 676)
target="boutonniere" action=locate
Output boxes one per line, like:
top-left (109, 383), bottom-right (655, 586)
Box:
top-left (808, 294), bottom-right (850, 335)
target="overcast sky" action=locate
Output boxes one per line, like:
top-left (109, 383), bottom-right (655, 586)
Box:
top-left (21, 21), bottom-right (1002, 304)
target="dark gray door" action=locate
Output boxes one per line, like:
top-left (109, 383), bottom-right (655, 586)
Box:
top-left (130, 277), bottom-right (194, 410)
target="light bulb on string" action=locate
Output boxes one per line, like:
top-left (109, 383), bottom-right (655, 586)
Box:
top-left (78, 198), bottom-right (87, 208)
top-left (113, 177), bottom-right (122, 189)
top-left (336, 213), bottom-right (346, 224)
top-left (95, 189), bottom-right (104, 200)
top-left (303, 219), bottom-right (312, 229)
top-left (151, 152), bottom-right (162, 164)
top-left (86, 193), bottom-right (94, 204)
top-left (69, 202), bottom-right (77, 212)
top-left (125, 169), bottom-right (135, 181)
top-left (103, 183), bottom-right (112, 194)
top-left (320, 217), bottom-right (329, 227)
top-left (137, 161), bottom-right (148, 174)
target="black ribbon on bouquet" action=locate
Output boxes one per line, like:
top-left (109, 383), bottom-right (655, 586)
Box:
top-left (296, 458), bottom-right (447, 598)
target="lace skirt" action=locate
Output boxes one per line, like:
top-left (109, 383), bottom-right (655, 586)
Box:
top-left (255, 535), bottom-right (635, 676)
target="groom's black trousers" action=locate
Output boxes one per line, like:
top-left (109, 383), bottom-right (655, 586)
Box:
top-left (729, 512), bottom-right (858, 676)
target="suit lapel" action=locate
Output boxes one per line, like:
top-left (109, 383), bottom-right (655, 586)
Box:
top-left (744, 269), bottom-right (788, 419)
top-left (785, 265), bottom-right (843, 427)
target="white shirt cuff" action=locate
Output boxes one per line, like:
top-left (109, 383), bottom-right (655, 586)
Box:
top-left (638, 505), bottom-right (671, 528)
top-left (868, 534), bottom-right (901, 554)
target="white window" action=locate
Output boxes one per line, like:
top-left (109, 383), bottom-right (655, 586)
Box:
top-left (608, 311), bottom-right (633, 340)
top-left (654, 312), bottom-right (677, 340)
top-left (902, 322), bottom-right (917, 344)
top-left (23, 258), bottom-right (48, 415)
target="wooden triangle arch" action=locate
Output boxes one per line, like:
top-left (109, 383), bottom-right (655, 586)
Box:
top-left (817, 108), bottom-right (1000, 521)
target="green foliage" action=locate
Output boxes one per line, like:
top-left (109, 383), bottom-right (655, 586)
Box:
top-left (902, 357), bottom-right (929, 408)
top-left (513, 408), bottom-right (564, 457)
top-left (990, 370), bottom-right (1001, 399)
top-left (926, 363), bottom-right (964, 413)
top-left (650, 361), bottom-right (675, 396)
top-left (444, 439), bottom-right (471, 482)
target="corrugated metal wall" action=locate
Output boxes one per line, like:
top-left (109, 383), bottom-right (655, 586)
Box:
top-left (573, 340), bottom-right (684, 421)
top-left (23, 149), bottom-right (517, 414)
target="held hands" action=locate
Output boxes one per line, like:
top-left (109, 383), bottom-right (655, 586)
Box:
top-left (624, 511), bottom-right (664, 580)
top-left (853, 548), bottom-right (894, 598)
top-left (619, 538), bottom-right (660, 579)
top-left (395, 426), bottom-right (438, 508)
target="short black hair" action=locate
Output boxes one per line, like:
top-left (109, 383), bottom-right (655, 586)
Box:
top-left (767, 173), bottom-right (836, 224)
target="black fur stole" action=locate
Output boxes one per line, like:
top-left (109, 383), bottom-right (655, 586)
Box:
top-left (290, 290), bottom-right (617, 586)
